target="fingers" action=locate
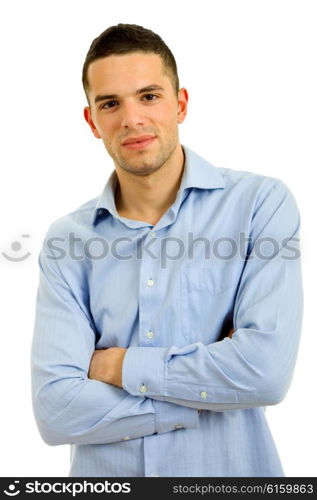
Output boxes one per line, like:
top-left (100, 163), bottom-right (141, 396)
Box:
top-left (227, 327), bottom-right (234, 338)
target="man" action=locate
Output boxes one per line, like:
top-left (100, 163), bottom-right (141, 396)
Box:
top-left (31, 24), bottom-right (303, 477)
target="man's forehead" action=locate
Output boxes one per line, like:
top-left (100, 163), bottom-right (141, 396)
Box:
top-left (87, 52), bottom-right (170, 94)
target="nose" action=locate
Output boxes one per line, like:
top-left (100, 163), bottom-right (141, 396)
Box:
top-left (120, 101), bottom-right (145, 129)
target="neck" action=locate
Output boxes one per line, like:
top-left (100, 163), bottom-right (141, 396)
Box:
top-left (114, 144), bottom-right (185, 225)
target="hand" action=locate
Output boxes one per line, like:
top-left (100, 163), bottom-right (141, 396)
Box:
top-left (88, 347), bottom-right (127, 388)
top-left (227, 327), bottom-right (235, 338)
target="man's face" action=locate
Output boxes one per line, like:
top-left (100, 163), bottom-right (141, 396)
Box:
top-left (84, 52), bottom-right (188, 176)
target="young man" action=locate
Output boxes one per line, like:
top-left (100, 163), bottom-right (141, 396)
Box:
top-left (31, 24), bottom-right (303, 477)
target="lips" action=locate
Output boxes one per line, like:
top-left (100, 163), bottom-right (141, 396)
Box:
top-left (122, 135), bottom-right (156, 150)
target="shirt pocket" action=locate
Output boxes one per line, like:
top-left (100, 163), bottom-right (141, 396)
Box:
top-left (180, 265), bottom-right (237, 344)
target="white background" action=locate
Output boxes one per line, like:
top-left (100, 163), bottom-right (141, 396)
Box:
top-left (0, 0), bottom-right (316, 477)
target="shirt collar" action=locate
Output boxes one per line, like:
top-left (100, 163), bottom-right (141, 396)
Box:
top-left (91, 144), bottom-right (225, 226)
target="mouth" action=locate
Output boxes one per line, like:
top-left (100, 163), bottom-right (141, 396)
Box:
top-left (121, 135), bottom-right (156, 150)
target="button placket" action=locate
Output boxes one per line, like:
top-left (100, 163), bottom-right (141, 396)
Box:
top-left (138, 230), bottom-right (159, 348)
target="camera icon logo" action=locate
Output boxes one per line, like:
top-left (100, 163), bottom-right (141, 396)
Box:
top-left (3, 481), bottom-right (20, 496)
top-left (2, 235), bottom-right (31, 262)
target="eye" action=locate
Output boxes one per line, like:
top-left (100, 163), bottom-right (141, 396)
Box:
top-left (100, 100), bottom-right (118, 110)
top-left (142, 93), bottom-right (158, 101)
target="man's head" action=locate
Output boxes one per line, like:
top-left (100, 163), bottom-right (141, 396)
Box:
top-left (82, 24), bottom-right (180, 101)
top-left (83, 24), bottom-right (188, 177)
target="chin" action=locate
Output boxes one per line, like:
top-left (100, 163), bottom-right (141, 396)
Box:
top-left (124, 163), bottom-right (161, 176)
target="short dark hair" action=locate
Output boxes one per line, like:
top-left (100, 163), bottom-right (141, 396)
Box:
top-left (82, 23), bottom-right (180, 101)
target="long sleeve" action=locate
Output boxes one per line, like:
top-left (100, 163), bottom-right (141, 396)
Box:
top-left (122, 180), bottom-right (303, 411)
top-left (31, 231), bottom-right (199, 446)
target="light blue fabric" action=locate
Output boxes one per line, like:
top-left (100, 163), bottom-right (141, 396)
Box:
top-left (31, 145), bottom-right (303, 477)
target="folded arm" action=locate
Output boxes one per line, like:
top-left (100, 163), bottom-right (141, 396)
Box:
top-left (121, 180), bottom-right (304, 412)
top-left (31, 231), bottom-right (199, 447)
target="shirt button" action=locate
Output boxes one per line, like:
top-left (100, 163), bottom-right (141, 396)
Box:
top-left (139, 384), bottom-right (147, 393)
top-left (122, 436), bottom-right (130, 441)
top-left (200, 391), bottom-right (208, 399)
top-left (147, 278), bottom-right (154, 287)
top-left (150, 231), bottom-right (156, 238)
top-left (174, 424), bottom-right (183, 429)
top-left (146, 330), bottom-right (154, 339)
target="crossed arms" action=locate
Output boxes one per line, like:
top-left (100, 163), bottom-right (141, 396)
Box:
top-left (87, 326), bottom-right (235, 388)
top-left (31, 180), bottom-right (303, 446)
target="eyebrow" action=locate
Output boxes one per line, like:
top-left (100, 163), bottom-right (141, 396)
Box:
top-left (94, 85), bottom-right (165, 104)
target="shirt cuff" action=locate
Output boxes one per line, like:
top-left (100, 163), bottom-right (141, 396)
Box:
top-left (122, 346), bottom-right (167, 397)
top-left (154, 400), bottom-right (200, 434)
top-left (122, 346), bottom-right (200, 434)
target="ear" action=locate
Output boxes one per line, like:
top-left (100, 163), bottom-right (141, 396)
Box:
top-left (83, 107), bottom-right (101, 139)
top-left (177, 88), bottom-right (189, 124)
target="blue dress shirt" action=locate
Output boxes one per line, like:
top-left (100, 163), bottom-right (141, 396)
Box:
top-left (31, 145), bottom-right (303, 477)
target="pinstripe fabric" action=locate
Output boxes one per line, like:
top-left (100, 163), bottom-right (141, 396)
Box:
top-left (31, 145), bottom-right (303, 476)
